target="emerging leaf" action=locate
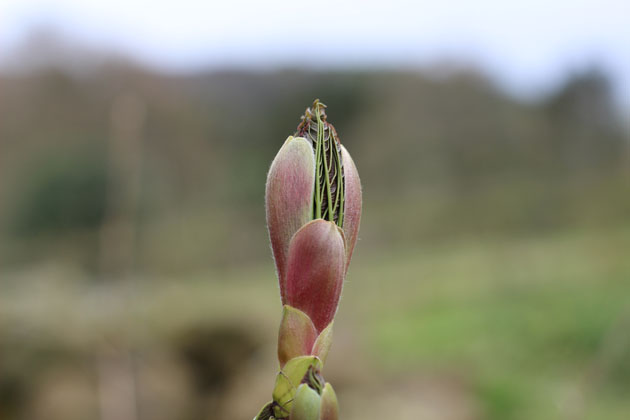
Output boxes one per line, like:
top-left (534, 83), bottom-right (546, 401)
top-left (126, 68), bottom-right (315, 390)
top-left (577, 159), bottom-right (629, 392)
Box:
top-left (296, 100), bottom-right (345, 226)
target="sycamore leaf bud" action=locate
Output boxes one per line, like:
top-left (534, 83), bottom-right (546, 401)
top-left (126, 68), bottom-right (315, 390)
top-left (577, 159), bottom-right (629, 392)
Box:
top-left (261, 100), bottom-right (356, 420)
top-left (266, 101), bottom-right (362, 302)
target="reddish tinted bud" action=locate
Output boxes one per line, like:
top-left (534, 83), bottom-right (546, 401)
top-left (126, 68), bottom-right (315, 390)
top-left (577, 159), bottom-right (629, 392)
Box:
top-left (265, 101), bottom-right (361, 329)
top-left (284, 220), bottom-right (345, 332)
top-left (266, 136), bottom-right (315, 301)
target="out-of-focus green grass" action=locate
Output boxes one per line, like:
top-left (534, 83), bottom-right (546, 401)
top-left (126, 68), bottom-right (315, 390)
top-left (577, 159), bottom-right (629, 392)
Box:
top-left (346, 224), bottom-right (630, 420)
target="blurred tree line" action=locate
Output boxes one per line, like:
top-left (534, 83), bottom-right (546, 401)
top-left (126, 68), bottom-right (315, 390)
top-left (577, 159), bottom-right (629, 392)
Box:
top-left (0, 55), bottom-right (628, 275)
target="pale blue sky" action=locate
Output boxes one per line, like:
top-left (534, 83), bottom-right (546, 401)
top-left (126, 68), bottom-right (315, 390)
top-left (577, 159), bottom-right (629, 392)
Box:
top-left (2, 0), bottom-right (629, 106)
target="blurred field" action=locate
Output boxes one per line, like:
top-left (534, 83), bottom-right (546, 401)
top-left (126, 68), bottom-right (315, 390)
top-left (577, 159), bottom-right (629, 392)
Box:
top-left (2, 224), bottom-right (630, 419)
top-left (1, 40), bottom-right (629, 420)
top-left (357, 224), bottom-right (630, 420)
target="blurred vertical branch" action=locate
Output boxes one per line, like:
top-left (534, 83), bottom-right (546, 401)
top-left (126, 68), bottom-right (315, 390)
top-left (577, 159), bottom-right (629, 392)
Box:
top-left (99, 92), bottom-right (146, 279)
top-left (95, 92), bottom-right (146, 420)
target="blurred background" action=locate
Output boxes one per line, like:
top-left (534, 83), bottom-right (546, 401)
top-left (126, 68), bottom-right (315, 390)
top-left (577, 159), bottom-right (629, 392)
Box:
top-left (1, 1), bottom-right (629, 419)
